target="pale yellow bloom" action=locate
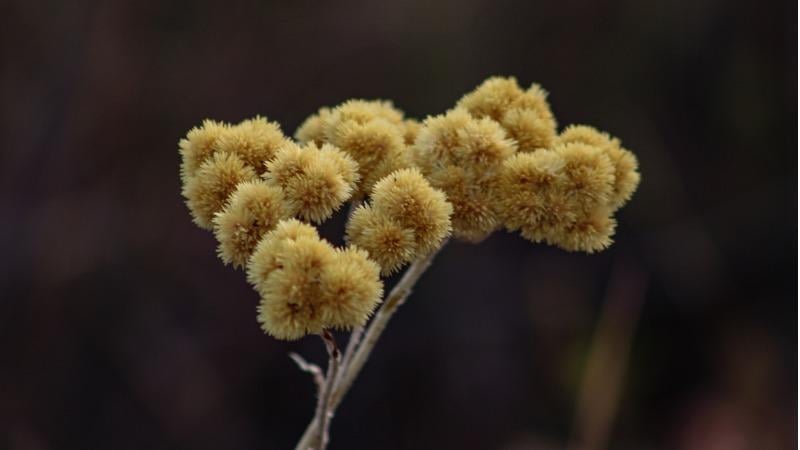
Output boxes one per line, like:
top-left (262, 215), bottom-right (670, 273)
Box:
top-left (497, 145), bottom-right (617, 253)
top-left (247, 219), bottom-right (319, 288)
top-left (323, 100), bottom-right (405, 142)
top-left (413, 109), bottom-right (515, 241)
top-left (328, 118), bottom-right (410, 195)
top-left (179, 119), bottom-right (232, 183)
top-left (457, 77), bottom-right (557, 152)
top-left (319, 247), bottom-right (383, 328)
top-left (249, 219), bottom-right (384, 339)
top-left (347, 168), bottom-right (452, 274)
top-left (255, 234), bottom-right (337, 339)
top-left (264, 142), bottom-right (359, 223)
top-left (295, 107), bottom-right (333, 147)
top-left (558, 125), bottom-right (640, 210)
top-left (183, 152), bottom-right (257, 230)
top-left (216, 116), bottom-right (290, 175)
top-left (346, 204), bottom-right (418, 275)
top-left (319, 100), bottom-right (412, 195)
top-left (213, 180), bottom-right (289, 269)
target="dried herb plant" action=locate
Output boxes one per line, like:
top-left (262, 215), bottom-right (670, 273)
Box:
top-left (178, 76), bottom-right (640, 449)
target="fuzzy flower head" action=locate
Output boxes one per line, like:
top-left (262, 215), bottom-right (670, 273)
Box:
top-left (212, 180), bottom-right (290, 269)
top-left (215, 116), bottom-right (290, 175)
top-left (248, 219), bottom-right (383, 339)
top-left (323, 100), bottom-right (405, 140)
top-left (457, 76), bottom-right (557, 152)
top-left (179, 119), bottom-right (232, 183)
top-left (347, 168), bottom-right (452, 275)
top-left (322, 100), bottom-right (411, 195)
top-left (295, 107), bottom-right (333, 147)
top-left (558, 125), bottom-right (640, 210)
top-left (497, 145), bottom-right (617, 253)
top-left (264, 141), bottom-right (359, 223)
top-left (179, 117), bottom-right (289, 185)
top-left (254, 233), bottom-right (337, 339)
top-left (346, 205), bottom-right (417, 276)
top-left (246, 219), bottom-right (320, 288)
top-left (183, 152), bottom-right (257, 230)
top-left (319, 247), bottom-right (383, 329)
top-left (526, 206), bottom-right (617, 253)
top-left (413, 109), bottom-right (516, 242)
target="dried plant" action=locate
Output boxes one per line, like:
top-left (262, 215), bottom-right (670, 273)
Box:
top-left (177, 76), bottom-right (640, 449)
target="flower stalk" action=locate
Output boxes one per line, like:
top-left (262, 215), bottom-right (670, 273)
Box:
top-left (295, 241), bottom-right (447, 450)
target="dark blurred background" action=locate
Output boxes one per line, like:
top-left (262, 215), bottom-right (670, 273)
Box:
top-left (1, 0), bottom-right (797, 449)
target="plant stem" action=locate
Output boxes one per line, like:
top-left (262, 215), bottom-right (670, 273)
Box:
top-left (335, 326), bottom-right (363, 387)
top-left (296, 331), bottom-right (339, 450)
top-left (294, 241), bottom-right (448, 449)
top-left (330, 242), bottom-right (446, 408)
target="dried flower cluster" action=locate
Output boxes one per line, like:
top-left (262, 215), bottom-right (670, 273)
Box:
top-left (178, 75), bottom-right (640, 450)
top-left (179, 111), bottom-right (450, 340)
top-left (178, 76), bottom-right (639, 341)
top-left (414, 76), bottom-right (640, 251)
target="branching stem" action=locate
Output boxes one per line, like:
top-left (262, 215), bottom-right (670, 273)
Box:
top-left (294, 241), bottom-right (448, 449)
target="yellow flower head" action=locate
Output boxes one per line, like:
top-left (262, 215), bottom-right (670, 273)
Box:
top-left (295, 107), bottom-right (333, 147)
top-left (179, 119), bottom-right (232, 183)
top-left (319, 247), bottom-right (383, 328)
top-left (370, 168), bottom-right (453, 255)
top-left (346, 204), bottom-right (418, 275)
top-left (457, 77), bottom-right (524, 121)
top-left (320, 99), bottom-right (411, 195)
top-left (216, 116), bottom-right (290, 175)
top-left (183, 152), bottom-right (257, 230)
top-left (249, 219), bottom-right (383, 339)
top-left (555, 142), bottom-right (615, 214)
top-left (255, 234), bottom-right (337, 339)
top-left (497, 150), bottom-right (568, 232)
top-left (264, 141), bottom-right (359, 223)
top-left (559, 125), bottom-right (640, 210)
top-left (328, 118), bottom-right (410, 195)
top-left (213, 180), bottom-right (289, 269)
top-left (246, 219), bottom-right (319, 288)
top-left (414, 109), bottom-right (515, 242)
top-left (457, 77), bottom-right (557, 152)
top-left (528, 206), bottom-right (616, 254)
top-left (323, 100), bottom-right (405, 141)
top-left (347, 168), bottom-right (452, 274)
top-left (497, 145), bottom-right (618, 253)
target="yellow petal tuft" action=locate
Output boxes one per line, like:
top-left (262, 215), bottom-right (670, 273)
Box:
top-left (179, 119), bottom-right (232, 183)
top-left (295, 107), bottom-right (333, 146)
top-left (319, 247), bottom-right (383, 328)
top-left (249, 218), bottom-right (384, 339)
top-left (213, 180), bottom-right (289, 269)
top-left (457, 77), bottom-right (557, 153)
top-left (346, 204), bottom-right (418, 276)
top-left (183, 152), bottom-right (258, 230)
top-left (414, 109), bottom-right (514, 241)
top-left (216, 116), bottom-right (291, 175)
top-left (264, 142), bottom-right (358, 223)
top-left (559, 125), bottom-right (640, 210)
top-left (246, 219), bottom-right (319, 288)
